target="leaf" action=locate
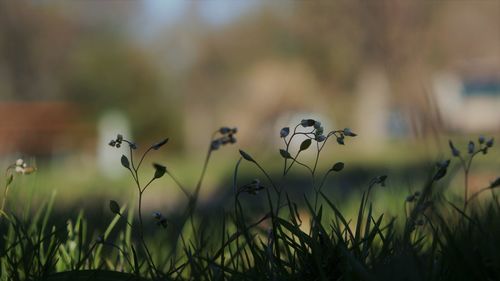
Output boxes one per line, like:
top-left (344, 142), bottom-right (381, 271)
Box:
top-left (153, 163), bottom-right (167, 179)
top-left (120, 155), bottom-right (130, 169)
top-left (490, 177), bottom-right (500, 189)
top-left (433, 168), bottom-right (447, 181)
top-left (152, 138), bottom-right (169, 150)
top-left (330, 162), bottom-right (345, 172)
top-left (239, 149), bottom-right (255, 162)
top-left (109, 200), bottom-right (121, 215)
top-left (336, 137), bottom-right (345, 145)
top-left (279, 149), bottom-right (292, 159)
top-left (299, 139), bottom-right (312, 151)
top-left (486, 138), bottom-right (494, 148)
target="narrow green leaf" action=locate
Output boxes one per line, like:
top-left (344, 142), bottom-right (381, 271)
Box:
top-left (239, 149), bottom-right (255, 162)
top-left (151, 138), bottom-right (169, 150)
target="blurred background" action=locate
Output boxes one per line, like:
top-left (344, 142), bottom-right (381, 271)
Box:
top-left (0, 0), bottom-right (499, 218)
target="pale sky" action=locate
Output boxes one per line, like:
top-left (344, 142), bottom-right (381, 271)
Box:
top-left (142, 0), bottom-right (260, 29)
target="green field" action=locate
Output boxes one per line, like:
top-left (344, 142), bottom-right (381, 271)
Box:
top-left (1, 123), bottom-right (499, 280)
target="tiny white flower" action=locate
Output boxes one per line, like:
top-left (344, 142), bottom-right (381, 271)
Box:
top-left (69, 241), bottom-right (77, 250)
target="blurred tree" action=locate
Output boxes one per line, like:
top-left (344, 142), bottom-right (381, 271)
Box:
top-left (64, 35), bottom-right (180, 144)
top-left (0, 1), bottom-right (75, 99)
top-left (0, 1), bottom-right (181, 144)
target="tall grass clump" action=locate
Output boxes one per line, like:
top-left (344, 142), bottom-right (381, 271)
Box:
top-left (1, 119), bottom-right (499, 281)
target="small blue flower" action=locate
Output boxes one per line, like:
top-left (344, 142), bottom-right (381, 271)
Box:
top-left (152, 212), bottom-right (162, 220)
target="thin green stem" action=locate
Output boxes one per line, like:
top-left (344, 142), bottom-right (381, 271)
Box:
top-left (136, 147), bottom-right (154, 172)
top-left (167, 170), bottom-right (191, 199)
top-left (141, 177), bottom-right (156, 193)
top-left (254, 161), bottom-right (279, 194)
top-left (467, 186), bottom-right (491, 204)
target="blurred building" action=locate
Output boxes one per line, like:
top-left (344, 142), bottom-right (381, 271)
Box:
top-left (0, 102), bottom-right (90, 157)
top-left (433, 61), bottom-right (500, 133)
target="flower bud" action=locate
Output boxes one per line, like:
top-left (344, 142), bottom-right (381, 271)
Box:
top-left (300, 119), bottom-right (315, 127)
top-left (280, 127), bottom-right (290, 138)
top-left (316, 135), bottom-right (326, 142)
top-left (219, 127), bottom-right (231, 134)
top-left (109, 200), bottom-right (121, 215)
top-left (448, 140), bottom-right (460, 157)
top-left (211, 139), bottom-right (222, 150)
top-left (486, 138), bottom-right (494, 148)
top-left (343, 128), bottom-right (357, 137)
top-left (468, 141), bottom-right (475, 154)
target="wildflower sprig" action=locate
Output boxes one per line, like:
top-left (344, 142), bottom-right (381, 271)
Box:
top-left (106, 128), bottom-right (237, 278)
top-left (449, 136), bottom-right (494, 210)
top-left (109, 134), bottom-right (169, 229)
top-left (210, 127), bottom-right (237, 151)
top-left (1, 158), bottom-right (36, 217)
top-left (237, 179), bottom-right (265, 196)
top-left (279, 119), bottom-right (356, 177)
top-left (108, 134), bottom-right (170, 276)
top-left (191, 127), bottom-right (238, 206)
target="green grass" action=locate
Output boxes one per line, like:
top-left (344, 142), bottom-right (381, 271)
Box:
top-left (1, 121), bottom-right (499, 280)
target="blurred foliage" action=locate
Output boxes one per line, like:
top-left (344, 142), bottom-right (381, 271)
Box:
top-left (64, 35), bottom-right (180, 143)
top-left (0, 1), bottom-right (181, 144)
